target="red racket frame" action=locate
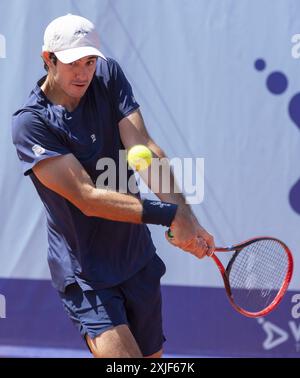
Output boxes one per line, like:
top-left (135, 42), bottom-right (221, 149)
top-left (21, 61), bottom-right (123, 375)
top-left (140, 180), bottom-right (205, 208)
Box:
top-left (212, 236), bottom-right (294, 318)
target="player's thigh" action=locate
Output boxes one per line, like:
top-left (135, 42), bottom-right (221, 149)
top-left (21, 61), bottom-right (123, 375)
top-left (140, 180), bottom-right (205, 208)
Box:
top-left (121, 254), bottom-right (167, 357)
top-left (86, 324), bottom-right (143, 358)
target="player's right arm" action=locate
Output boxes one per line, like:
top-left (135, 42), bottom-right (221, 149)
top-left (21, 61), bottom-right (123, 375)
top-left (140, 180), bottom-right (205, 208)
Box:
top-left (33, 154), bottom-right (208, 257)
top-left (32, 153), bottom-right (144, 223)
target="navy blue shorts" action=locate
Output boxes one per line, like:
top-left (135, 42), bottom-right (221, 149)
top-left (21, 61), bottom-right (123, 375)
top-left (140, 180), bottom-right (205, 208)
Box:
top-left (58, 253), bottom-right (166, 356)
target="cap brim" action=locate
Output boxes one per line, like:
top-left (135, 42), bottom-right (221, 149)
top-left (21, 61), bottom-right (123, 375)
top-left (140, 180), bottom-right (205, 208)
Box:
top-left (55, 46), bottom-right (106, 64)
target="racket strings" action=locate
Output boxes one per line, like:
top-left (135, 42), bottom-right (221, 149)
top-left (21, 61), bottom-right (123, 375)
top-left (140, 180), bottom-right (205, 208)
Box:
top-left (227, 239), bottom-right (288, 312)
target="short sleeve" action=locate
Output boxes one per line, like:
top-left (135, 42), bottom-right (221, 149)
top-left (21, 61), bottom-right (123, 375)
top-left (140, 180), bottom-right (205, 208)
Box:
top-left (12, 110), bottom-right (71, 176)
top-left (107, 59), bottom-right (140, 122)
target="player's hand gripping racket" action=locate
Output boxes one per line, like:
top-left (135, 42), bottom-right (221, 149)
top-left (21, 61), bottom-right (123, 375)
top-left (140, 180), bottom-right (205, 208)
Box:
top-left (167, 231), bottom-right (293, 318)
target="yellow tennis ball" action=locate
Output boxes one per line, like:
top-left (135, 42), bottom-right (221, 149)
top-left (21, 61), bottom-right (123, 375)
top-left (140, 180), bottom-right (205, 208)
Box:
top-left (127, 145), bottom-right (153, 171)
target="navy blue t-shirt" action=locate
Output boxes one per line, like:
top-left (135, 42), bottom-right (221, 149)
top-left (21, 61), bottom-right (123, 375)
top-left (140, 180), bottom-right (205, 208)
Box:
top-left (12, 57), bottom-right (156, 293)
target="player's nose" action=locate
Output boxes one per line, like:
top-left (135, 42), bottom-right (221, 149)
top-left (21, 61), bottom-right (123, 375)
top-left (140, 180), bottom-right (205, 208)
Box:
top-left (73, 66), bottom-right (89, 82)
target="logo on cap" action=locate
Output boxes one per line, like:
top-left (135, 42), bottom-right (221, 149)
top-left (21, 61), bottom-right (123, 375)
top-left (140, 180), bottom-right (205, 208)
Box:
top-left (74, 29), bottom-right (89, 38)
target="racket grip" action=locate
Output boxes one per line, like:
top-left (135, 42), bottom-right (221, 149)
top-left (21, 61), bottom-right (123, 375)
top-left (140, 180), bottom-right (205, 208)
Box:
top-left (167, 228), bottom-right (174, 238)
top-left (167, 228), bottom-right (214, 257)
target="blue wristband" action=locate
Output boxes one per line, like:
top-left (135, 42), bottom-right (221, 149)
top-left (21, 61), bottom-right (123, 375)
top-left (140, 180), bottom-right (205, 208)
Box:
top-left (142, 200), bottom-right (178, 227)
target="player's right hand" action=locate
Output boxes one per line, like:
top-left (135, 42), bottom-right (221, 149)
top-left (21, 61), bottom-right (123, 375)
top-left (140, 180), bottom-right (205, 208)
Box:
top-left (165, 205), bottom-right (215, 259)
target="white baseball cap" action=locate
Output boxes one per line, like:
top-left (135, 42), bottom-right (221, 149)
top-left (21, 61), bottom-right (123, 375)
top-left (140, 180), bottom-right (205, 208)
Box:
top-left (42, 14), bottom-right (106, 63)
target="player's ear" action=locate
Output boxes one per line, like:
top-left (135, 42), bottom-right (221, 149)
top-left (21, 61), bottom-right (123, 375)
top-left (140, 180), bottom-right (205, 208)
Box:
top-left (42, 51), bottom-right (57, 71)
top-left (42, 51), bottom-right (51, 65)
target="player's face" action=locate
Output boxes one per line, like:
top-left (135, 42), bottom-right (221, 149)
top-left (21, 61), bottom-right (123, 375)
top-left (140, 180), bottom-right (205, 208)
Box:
top-left (53, 56), bottom-right (97, 99)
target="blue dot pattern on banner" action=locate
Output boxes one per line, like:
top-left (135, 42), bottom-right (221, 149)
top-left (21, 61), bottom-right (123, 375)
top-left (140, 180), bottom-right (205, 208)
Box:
top-left (254, 58), bottom-right (300, 215)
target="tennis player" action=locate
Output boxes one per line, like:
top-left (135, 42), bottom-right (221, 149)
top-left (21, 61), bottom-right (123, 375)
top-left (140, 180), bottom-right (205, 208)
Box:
top-left (12, 14), bottom-right (215, 358)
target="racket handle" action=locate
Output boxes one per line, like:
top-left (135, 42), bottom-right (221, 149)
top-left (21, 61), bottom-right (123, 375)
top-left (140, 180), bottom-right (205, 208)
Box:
top-left (167, 227), bottom-right (215, 256)
top-left (167, 229), bottom-right (174, 238)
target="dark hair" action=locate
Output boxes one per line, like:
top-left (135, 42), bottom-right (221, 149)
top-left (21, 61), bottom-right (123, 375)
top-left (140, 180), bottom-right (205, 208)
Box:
top-left (43, 52), bottom-right (58, 72)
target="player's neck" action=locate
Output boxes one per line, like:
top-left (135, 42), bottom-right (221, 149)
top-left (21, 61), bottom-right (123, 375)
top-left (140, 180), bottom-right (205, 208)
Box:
top-left (40, 76), bottom-right (80, 112)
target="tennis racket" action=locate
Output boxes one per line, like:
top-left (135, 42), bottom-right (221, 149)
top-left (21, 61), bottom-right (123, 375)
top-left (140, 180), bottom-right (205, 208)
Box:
top-left (167, 231), bottom-right (293, 318)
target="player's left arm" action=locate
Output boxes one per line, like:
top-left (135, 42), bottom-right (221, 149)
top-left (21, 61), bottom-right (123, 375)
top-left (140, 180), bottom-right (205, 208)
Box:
top-left (119, 108), bottom-right (215, 255)
top-left (118, 108), bottom-right (186, 206)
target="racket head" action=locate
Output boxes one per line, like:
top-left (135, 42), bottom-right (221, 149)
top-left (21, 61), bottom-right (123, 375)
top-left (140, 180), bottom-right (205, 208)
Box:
top-left (212, 237), bottom-right (294, 318)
